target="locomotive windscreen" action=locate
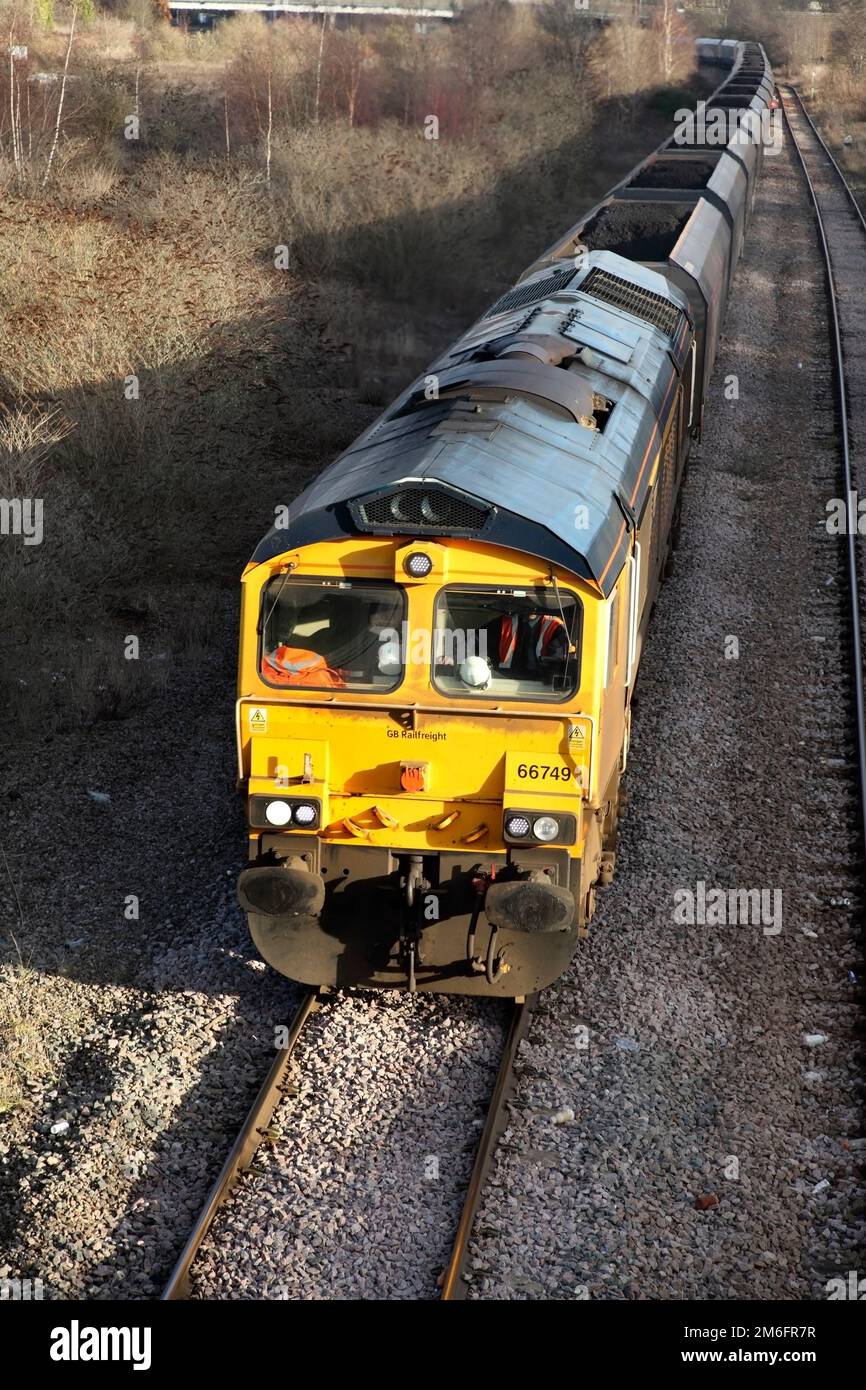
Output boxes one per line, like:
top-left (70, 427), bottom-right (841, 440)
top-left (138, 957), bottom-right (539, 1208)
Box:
top-left (259, 578), bottom-right (406, 691)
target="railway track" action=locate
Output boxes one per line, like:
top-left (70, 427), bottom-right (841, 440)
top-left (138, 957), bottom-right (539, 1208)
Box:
top-left (161, 990), bottom-right (534, 1300)
top-left (781, 86), bottom-right (866, 873)
top-left (161, 987), bottom-right (321, 1300)
top-left (439, 995), bottom-right (534, 1300)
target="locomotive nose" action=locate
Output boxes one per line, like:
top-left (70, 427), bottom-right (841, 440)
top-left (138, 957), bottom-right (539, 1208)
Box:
top-left (237, 864), bottom-right (325, 919)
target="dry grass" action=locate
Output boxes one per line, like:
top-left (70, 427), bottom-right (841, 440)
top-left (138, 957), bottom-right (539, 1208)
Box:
top-left (0, 404), bottom-right (75, 625)
top-left (806, 70), bottom-right (866, 203)
top-left (0, 181), bottom-right (274, 733)
top-left (0, 402), bottom-right (72, 490)
top-left (262, 66), bottom-right (600, 311)
top-left (0, 400), bottom-right (170, 733)
top-left (0, 966), bottom-right (90, 1116)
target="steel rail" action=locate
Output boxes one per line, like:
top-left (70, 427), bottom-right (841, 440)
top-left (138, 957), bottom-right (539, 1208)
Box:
top-left (161, 987), bottom-right (320, 1300)
top-left (783, 87), bottom-right (866, 237)
top-left (780, 86), bottom-right (866, 881)
top-left (440, 994), bottom-right (536, 1301)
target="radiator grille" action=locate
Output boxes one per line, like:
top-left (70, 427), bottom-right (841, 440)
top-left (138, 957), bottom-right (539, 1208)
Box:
top-left (579, 267), bottom-right (685, 339)
top-left (484, 267), bottom-right (577, 319)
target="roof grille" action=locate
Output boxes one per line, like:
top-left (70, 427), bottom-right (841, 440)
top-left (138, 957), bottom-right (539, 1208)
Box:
top-left (579, 267), bottom-right (685, 339)
top-left (352, 487), bottom-right (492, 535)
top-left (484, 267), bottom-right (577, 319)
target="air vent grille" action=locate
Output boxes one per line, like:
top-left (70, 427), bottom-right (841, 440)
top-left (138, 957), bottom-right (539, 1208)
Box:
top-left (484, 267), bottom-right (577, 319)
top-left (353, 487), bottom-right (491, 534)
top-left (579, 267), bottom-right (685, 339)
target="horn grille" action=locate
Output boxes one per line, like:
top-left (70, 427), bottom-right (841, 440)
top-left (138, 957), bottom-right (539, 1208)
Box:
top-left (351, 487), bottom-right (492, 535)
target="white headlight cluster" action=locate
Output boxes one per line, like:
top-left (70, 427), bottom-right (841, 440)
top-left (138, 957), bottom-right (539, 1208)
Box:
top-left (504, 811), bottom-right (574, 844)
top-left (265, 800), bottom-right (319, 827)
top-left (251, 796), bottom-right (321, 830)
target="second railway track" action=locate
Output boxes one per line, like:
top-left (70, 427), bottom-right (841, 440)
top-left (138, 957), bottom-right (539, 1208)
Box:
top-left (781, 85), bottom-right (866, 865)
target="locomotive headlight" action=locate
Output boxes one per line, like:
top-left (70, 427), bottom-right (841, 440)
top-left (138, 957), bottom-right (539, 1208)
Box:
top-left (533, 815), bottom-right (560, 842)
top-left (503, 809), bottom-right (576, 846)
top-left (249, 796), bottom-right (322, 830)
top-left (404, 551), bottom-right (433, 578)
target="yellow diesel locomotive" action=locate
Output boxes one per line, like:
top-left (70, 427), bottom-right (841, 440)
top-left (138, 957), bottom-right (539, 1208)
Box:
top-left (236, 40), bottom-right (775, 996)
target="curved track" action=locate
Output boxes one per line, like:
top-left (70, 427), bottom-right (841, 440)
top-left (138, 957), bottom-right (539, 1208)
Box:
top-left (781, 86), bottom-right (866, 871)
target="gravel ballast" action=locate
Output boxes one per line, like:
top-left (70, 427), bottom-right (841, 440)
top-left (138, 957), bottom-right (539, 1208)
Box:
top-left (188, 992), bottom-right (506, 1300)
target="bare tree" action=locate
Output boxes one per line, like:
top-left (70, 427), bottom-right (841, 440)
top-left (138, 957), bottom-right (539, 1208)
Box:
top-left (461, 0), bottom-right (517, 89)
top-left (327, 29), bottom-right (371, 128)
top-left (724, 0), bottom-right (769, 44)
top-left (43, 6), bottom-right (77, 186)
top-left (653, 0), bottom-right (690, 87)
top-left (8, 34), bottom-right (21, 177)
top-left (589, 21), bottom-right (658, 108)
top-left (265, 70), bottom-right (272, 187)
top-left (313, 14), bottom-right (327, 126)
top-left (780, 13), bottom-right (828, 77)
top-left (832, 0), bottom-right (866, 81)
top-left (536, 0), bottom-right (590, 74)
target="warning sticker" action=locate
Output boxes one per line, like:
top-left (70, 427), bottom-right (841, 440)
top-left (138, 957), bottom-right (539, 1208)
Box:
top-left (248, 707), bottom-right (267, 733)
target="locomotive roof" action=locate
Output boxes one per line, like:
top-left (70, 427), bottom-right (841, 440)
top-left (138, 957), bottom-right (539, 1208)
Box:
top-left (252, 251), bottom-right (693, 598)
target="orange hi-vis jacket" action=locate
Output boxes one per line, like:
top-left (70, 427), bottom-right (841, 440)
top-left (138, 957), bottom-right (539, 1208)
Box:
top-left (498, 613), bottom-right (566, 670)
top-left (262, 645), bottom-right (346, 688)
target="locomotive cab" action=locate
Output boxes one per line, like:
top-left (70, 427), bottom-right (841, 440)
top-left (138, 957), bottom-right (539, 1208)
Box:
top-left (236, 536), bottom-right (622, 996)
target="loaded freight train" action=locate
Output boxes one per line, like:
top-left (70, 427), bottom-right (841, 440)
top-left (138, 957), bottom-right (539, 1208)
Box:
top-left (235, 40), bottom-right (777, 996)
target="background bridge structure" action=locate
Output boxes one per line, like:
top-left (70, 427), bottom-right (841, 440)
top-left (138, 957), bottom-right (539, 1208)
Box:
top-left (168, 0), bottom-right (460, 30)
top-left (166, 0), bottom-right (674, 33)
